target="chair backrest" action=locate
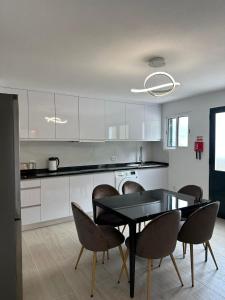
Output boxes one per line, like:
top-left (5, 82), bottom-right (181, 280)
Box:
top-left (71, 202), bottom-right (108, 251)
top-left (178, 185), bottom-right (203, 202)
top-left (178, 202), bottom-right (219, 244)
top-left (122, 181), bottom-right (145, 194)
top-left (92, 184), bottom-right (119, 217)
top-left (136, 210), bottom-right (180, 259)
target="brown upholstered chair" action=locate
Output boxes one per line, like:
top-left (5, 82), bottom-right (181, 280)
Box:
top-left (92, 184), bottom-right (127, 229)
top-left (178, 185), bottom-right (203, 202)
top-left (178, 185), bottom-right (203, 220)
top-left (71, 202), bottom-right (128, 297)
top-left (122, 180), bottom-right (145, 194)
top-left (122, 181), bottom-right (146, 231)
top-left (119, 210), bottom-right (183, 300)
top-left (178, 202), bottom-right (219, 287)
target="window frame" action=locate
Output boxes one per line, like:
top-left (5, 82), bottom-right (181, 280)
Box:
top-left (165, 114), bottom-right (189, 149)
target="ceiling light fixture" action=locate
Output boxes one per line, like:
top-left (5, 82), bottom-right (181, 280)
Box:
top-left (131, 57), bottom-right (180, 97)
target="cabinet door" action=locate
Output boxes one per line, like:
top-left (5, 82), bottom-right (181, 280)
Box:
top-left (126, 103), bottom-right (145, 140)
top-left (55, 94), bottom-right (79, 140)
top-left (21, 188), bottom-right (41, 208)
top-left (0, 87), bottom-right (28, 139)
top-left (79, 98), bottom-right (105, 140)
top-left (138, 168), bottom-right (168, 190)
top-left (144, 104), bottom-right (161, 141)
top-left (93, 172), bottom-right (115, 188)
top-left (28, 90), bottom-right (55, 139)
top-left (21, 207), bottom-right (41, 225)
top-left (41, 177), bottom-right (70, 221)
top-left (105, 101), bottom-right (126, 140)
top-left (69, 174), bottom-right (93, 214)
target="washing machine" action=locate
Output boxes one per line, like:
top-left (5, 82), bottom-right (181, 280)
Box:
top-left (115, 170), bottom-right (139, 194)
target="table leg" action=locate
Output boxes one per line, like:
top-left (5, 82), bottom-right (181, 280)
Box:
top-left (129, 222), bottom-right (136, 298)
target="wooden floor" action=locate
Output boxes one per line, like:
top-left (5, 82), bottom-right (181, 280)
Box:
top-left (22, 218), bottom-right (225, 300)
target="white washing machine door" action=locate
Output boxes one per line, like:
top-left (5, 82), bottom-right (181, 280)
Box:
top-left (117, 173), bottom-right (138, 194)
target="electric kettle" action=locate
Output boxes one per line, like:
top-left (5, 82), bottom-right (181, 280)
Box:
top-left (48, 157), bottom-right (60, 172)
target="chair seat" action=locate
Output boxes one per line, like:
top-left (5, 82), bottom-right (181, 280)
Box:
top-left (96, 212), bottom-right (127, 227)
top-left (99, 225), bottom-right (125, 250)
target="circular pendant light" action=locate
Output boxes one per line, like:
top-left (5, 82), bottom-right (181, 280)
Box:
top-left (131, 57), bottom-right (180, 97)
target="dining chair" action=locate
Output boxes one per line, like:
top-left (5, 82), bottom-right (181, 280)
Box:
top-left (92, 184), bottom-right (127, 231)
top-left (122, 180), bottom-right (145, 194)
top-left (178, 185), bottom-right (204, 244)
top-left (178, 202), bottom-right (219, 287)
top-left (122, 181), bottom-right (146, 231)
top-left (71, 202), bottom-right (128, 297)
top-left (178, 185), bottom-right (203, 202)
top-left (119, 210), bottom-right (183, 300)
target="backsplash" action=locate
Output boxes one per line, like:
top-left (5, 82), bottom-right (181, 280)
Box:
top-left (20, 141), bottom-right (154, 169)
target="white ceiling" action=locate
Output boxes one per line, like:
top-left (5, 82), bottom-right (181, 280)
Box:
top-left (1, 0), bottom-right (225, 103)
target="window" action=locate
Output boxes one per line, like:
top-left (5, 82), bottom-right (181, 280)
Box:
top-left (167, 118), bottom-right (177, 147)
top-left (167, 115), bottom-right (189, 148)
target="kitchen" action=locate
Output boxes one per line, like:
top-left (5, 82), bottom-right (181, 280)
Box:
top-left (1, 0), bottom-right (225, 299)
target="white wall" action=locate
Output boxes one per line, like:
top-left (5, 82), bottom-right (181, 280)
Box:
top-left (162, 89), bottom-right (225, 198)
top-left (20, 141), bottom-right (153, 169)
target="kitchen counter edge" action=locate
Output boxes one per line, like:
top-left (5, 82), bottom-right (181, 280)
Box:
top-left (21, 161), bottom-right (169, 180)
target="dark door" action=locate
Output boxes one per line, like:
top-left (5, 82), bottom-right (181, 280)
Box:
top-left (209, 106), bottom-right (225, 218)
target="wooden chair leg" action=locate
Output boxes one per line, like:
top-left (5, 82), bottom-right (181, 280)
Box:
top-left (102, 251), bottom-right (105, 264)
top-left (158, 258), bottom-right (163, 267)
top-left (90, 252), bottom-right (97, 297)
top-left (170, 254), bottom-right (184, 286)
top-left (147, 258), bottom-right (152, 300)
top-left (121, 225), bottom-right (126, 234)
top-left (118, 249), bottom-right (128, 283)
top-left (118, 245), bottom-right (129, 280)
top-left (75, 246), bottom-right (84, 270)
top-left (190, 244), bottom-right (194, 287)
top-left (207, 241), bottom-right (218, 270)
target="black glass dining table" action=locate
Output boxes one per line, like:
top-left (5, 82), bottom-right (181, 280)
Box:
top-left (93, 188), bottom-right (210, 298)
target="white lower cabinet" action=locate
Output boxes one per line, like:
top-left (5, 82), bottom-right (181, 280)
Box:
top-left (137, 168), bottom-right (168, 190)
top-left (21, 179), bottom-right (41, 225)
top-left (21, 207), bottom-right (41, 225)
top-left (69, 174), bottom-right (93, 215)
top-left (93, 172), bottom-right (115, 188)
top-left (21, 168), bottom-right (168, 226)
top-left (41, 177), bottom-right (70, 221)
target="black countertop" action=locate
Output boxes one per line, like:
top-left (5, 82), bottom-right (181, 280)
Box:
top-left (21, 161), bottom-right (169, 180)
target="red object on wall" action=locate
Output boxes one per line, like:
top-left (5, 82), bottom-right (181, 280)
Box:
top-left (194, 136), bottom-right (204, 159)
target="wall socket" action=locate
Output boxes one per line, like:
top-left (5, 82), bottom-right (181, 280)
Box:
top-left (111, 155), bottom-right (117, 161)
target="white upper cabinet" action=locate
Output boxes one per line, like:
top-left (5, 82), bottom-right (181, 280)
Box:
top-left (55, 94), bottom-right (79, 140)
top-left (144, 104), bottom-right (161, 141)
top-left (105, 101), bottom-right (126, 140)
top-left (125, 103), bottom-right (145, 140)
top-left (0, 87), bottom-right (29, 139)
top-left (28, 90), bottom-right (55, 139)
top-left (79, 97), bottom-right (105, 140)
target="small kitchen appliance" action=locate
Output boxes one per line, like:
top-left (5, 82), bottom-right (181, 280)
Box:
top-left (48, 157), bottom-right (60, 172)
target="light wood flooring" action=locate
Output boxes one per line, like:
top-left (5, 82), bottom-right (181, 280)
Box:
top-left (22, 218), bottom-right (225, 300)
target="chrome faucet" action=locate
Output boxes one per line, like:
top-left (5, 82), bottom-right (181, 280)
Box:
top-left (139, 146), bottom-right (143, 165)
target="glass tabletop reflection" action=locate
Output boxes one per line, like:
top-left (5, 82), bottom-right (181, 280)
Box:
top-left (94, 189), bottom-right (209, 222)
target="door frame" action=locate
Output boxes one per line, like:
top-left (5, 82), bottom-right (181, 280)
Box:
top-left (209, 105), bottom-right (225, 218)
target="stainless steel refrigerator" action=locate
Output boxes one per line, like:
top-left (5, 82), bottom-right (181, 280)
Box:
top-left (0, 93), bottom-right (22, 300)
